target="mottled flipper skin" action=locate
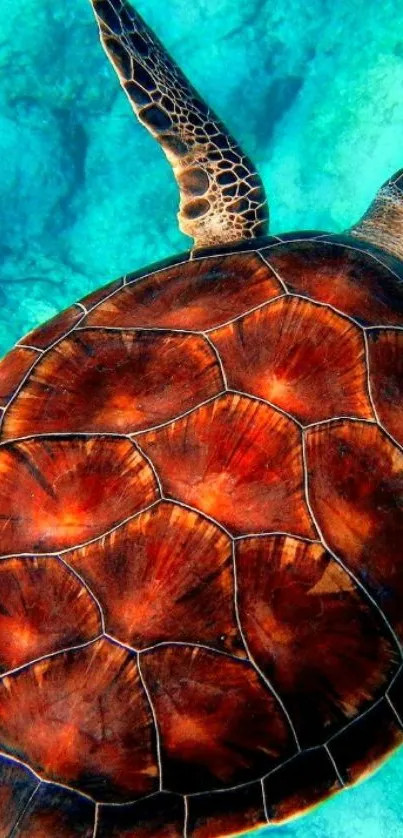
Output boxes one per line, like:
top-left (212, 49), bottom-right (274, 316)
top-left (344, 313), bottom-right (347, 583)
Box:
top-left (89, 0), bottom-right (268, 247)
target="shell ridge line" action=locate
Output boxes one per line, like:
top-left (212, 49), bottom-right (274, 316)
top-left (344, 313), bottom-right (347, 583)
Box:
top-left (363, 330), bottom-right (380, 423)
top-left (75, 325), bottom-right (200, 335)
top-left (9, 782), bottom-right (41, 838)
top-left (57, 553), bottom-right (106, 633)
top-left (75, 302), bottom-right (89, 316)
top-left (0, 307), bottom-right (87, 432)
top-left (137, 652), bottom-right (164, 791)
top-left (190, 774), bottom-right (279, 798)
top-left (202, 292), bottom-right (286, 334)
top-left (364, 331), bottom-right (403, 456)
top-left (225, 387), bottom-right (303, 428)
top-left (130, 391), bottom-right (226, 437)
top-left (301, 432), bottom-right (403, 658)
top-left (98, 790), bottom-right (162, 810)
top-left (304, 416), bottom-right (377, 431)
top-left (287, 292), bottom-right (364, 329)
top-left (136, 639), bottom-right (245, 663)
top-left (235, 531), bottom-right (320, 544)
top-left (158, 496), bottom-right (233, 539)
top-left (0, 749), bottom-right (96, 803)
top-left (16, 345), bottom-right (44, 354)
top-left (92, 802), bottom-right (100, 838)
top-left (323, 744), bottom-right (345, 788)
top-left (183, 795), bottom-right (189, 838)
top-left (0, 431), bottom-right (133, 447)
top-left (131, 437), bottom-right (164, 497)
top-left (258, 252), bottom-right (289, 293)
top-left (365, 325), bottom-right (403, 331)
top-left (325, 696), bottom-right (384, 748)
top-left (0, 499), bottom-right (161, 561)
top-left (106, 631), bottom-right (247, 662)
top-left (231, 543), bottom-right (301, 753)
top-left (315, 238), bottom-right (403, 286)
top-left (104, 632), bottom-right (140, 655)
top-left (203, 333), bottom-right (228, 389)
top-left (0, 635), bottom-right (102, 682)
top-left (261, 777), bottom-right (270, 824)
top-left (387, 661), bottom-right (403, 693)
top-left (386, 693), bottom-right (403, 729)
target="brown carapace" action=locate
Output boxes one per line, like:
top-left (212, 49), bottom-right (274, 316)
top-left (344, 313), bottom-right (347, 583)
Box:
top-left (1, 237), bottom-right (403, 837)
top-left (3, 0), bottom-right (403, 836)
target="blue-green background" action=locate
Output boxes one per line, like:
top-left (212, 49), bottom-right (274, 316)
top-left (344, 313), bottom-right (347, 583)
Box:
top-left (1, 0), bottom-right (403, 834)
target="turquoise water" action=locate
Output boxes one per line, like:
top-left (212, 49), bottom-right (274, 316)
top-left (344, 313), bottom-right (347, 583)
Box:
top-left (1, 0), bottom-right (403, 834)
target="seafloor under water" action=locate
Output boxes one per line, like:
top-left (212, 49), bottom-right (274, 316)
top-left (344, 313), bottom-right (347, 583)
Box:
top-left (1, 0), bottom-right (403, 835)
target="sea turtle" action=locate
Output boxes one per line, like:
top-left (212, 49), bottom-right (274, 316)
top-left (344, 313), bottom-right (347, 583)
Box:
top-left (1, 0), bottom-right (403, 836)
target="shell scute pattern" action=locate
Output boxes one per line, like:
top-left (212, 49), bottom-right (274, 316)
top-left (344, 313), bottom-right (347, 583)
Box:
top-left (96, 792), bottom-right (185, 837)
top-left (262, 239), bottom-right (403, 326)
top-left (0, 638), bottom-right (159, 802)
top-left (305, 420), bottom-right (403, 640)
top-left (0, 347), bottom-right (40, 408)
top-left (139, 392), bottom-right (315, 537)
top-left (0, 757), bottom-right (39, 837)
top-left (2, 329), bottom-right (224, 438)
top-left (367, 327), bottom-right (403, 446)
top-left (187, 783), bottom-right (267, 838)
top-left (0, 556), bottom-right (101, 674)
top-left (11, 783), bottom-right (95, 838)
top-left (263, 747), bottom-right (340, 824)
top-left (21, 303), bottom-right (85, 350)
top-left (83, 251), bottom-right (283, 331)
top-left (1, 240), bottom-right (403, 835)
top-left (65, 501), bottom-right (243, 656)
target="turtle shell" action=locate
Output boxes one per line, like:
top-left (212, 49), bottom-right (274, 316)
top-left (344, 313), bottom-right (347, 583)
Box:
top-left (0, 231), bottom-right (403, 837)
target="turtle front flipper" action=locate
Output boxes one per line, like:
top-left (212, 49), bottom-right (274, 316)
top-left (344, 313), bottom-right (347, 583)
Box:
top-left (350, 169), bottom-right (403, 260)
top-left (89, 0), bottom-right (268, 249)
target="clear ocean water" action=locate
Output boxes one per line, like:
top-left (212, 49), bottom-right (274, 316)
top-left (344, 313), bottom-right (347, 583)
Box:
top-left (1, 0), bottom-right (403, 834)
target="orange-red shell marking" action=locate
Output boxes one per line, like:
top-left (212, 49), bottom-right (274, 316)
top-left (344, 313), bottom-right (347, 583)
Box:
top-left (1, 235), bottom-right (403, 837)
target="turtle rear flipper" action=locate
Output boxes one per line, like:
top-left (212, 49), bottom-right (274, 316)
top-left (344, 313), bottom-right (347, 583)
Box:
top-left (89, 0), bottom-right (268, 249)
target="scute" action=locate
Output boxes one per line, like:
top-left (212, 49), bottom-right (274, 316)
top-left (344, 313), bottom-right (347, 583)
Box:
top-left (21, 304), bottom-right (84, 350)
top-left (0, 556), bottom-right (101, 672)
top-left (0, 436), bottom-right (158, 555)
top-left (236, 535), bottom-right (399, 745)
top-left (305, 419), bottom-right (403, 641)
top-left (187, 784), bottom-right (267, 837)
top-left (210, 295), bottom-right (373, 424)
top-left (0, 755), bottom-right (38, 838)
top-left (262, 239), bottom-right (403, 326)
top-left (263, 748), bottom-right (341, 824)
top-left (0, 638), bottom-right (159, 802)
top-left (139, 392), bottom-right (315, 537)
top-left (327, 699), bottom-right (403, 785)
top-left (97, 793), bottom-right (185, 837)
top-left (14, 784), bottom-right (95, 838)
top-left (2, 329), bottom-right (223, 438)
top-left (83, 252), bottom-right (283, 331)
top-left (0, 346), bottom-right (38, 407)
top-left (367, 327), bottom-right (403, 446)
top-left (140, 644), bottom-right (295, 794)
top-left (1, 240), bottom-right (403, 835)
top-left (66, 501), bottom-right (243, 655)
